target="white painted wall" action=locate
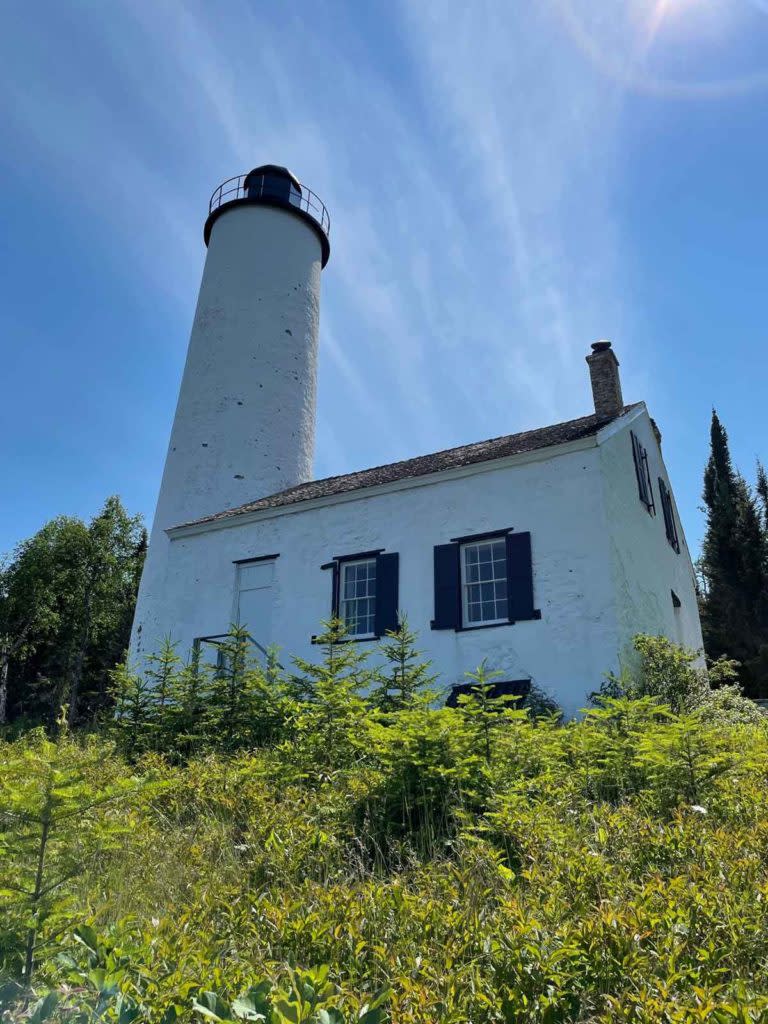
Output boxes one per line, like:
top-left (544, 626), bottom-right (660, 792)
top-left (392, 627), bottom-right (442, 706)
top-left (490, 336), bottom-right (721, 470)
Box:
top-left (131, 408), bottom-right (704, 718)
top-left (161, 202), bottom-right (323, 526)
top-left (599, 409), bottom-right (704, 672)
top-left (131, 200), bottom-right (324, 660)
top-left (133, 434), bottom-right (624, 719)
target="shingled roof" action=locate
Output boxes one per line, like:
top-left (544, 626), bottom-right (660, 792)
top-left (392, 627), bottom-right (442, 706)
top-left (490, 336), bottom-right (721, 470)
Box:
top-left (178, 404), bottom-right (640, 530)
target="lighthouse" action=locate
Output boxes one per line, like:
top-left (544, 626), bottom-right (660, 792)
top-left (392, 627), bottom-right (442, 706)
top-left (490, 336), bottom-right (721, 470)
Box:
top-left (130, 165), bottom-right (330, 658)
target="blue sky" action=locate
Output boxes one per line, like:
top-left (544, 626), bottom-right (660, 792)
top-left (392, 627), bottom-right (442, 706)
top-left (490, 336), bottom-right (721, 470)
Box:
top-left (1, 0), bottom-right (767, 557)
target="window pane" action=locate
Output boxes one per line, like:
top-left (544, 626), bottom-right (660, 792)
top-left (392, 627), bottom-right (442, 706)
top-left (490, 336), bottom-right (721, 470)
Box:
top-left (461, 536), bottom-right (509, 625)
top-left (340, 558), bottom-right (377, 635)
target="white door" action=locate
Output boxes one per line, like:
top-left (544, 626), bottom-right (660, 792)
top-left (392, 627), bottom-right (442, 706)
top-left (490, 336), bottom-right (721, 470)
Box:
top-left (235, 560), bottom-right (275, 648)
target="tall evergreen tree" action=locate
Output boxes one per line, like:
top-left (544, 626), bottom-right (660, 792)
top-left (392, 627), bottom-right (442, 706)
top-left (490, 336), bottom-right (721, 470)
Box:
top-left (756, 461), bottom-right (768, 531)
top-left (700, 412), bottom-right (768, 697)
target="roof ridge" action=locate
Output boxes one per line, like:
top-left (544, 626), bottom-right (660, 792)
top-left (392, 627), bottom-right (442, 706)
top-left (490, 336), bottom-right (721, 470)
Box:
top-left (270, 408), bottom-right (603, 496)
top-left (176, 403), bottom-right (641, 530)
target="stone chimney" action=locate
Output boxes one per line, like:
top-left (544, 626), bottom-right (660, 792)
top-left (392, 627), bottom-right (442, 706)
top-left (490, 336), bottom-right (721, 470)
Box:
top-left (586, 340), bottom-right (624, 420)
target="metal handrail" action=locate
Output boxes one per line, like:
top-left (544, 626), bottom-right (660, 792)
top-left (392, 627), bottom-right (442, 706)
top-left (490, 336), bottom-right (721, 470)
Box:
top-left (193, 631), bottom-right (284, 670)
top-left (208, 173), bottom-right (331, 236)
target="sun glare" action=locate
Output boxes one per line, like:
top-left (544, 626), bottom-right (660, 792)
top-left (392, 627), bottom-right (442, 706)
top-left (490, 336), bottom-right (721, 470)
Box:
top-left (638, 0), bottom-right (707, 61)
top-left (554, 0), bottom-right (768, 98)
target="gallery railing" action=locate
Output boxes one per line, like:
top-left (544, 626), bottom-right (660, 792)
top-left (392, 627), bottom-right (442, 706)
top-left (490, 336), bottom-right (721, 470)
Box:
top-left (208, 173), bottom-right (331, 237)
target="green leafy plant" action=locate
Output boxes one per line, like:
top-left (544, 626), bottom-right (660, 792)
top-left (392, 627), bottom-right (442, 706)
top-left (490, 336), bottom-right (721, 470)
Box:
top-left (193, 967), bottom-right (390, 1023)
top-left (6, 628), bottom-right (768, 1021)
top-left (0, 716), bottom-right (151, 984)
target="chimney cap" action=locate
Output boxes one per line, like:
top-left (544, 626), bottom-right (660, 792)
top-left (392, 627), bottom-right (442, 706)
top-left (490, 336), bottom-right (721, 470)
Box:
top-left (586, 339), bottom-right (623, 419)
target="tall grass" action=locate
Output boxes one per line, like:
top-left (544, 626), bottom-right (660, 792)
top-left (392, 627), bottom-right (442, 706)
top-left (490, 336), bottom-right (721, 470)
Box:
top-left (2, 632), bottom-right (768, 1022)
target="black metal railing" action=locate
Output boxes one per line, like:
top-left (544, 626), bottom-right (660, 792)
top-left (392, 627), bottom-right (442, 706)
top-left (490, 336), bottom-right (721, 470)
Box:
top-left (192, 631), bottom-right (284, 670)
top-left (208, 173), bottom-right (331, 237)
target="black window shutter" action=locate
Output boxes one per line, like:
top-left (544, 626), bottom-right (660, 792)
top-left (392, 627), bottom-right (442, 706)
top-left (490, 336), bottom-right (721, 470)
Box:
top-left (432, 543), bottom-right (460, 630)
top-left (631, 431), bottom-right (655, 513)
top-left (631, 431), bottom-right (643, 497)
top-left (374, 552), bottom-right (399, 636)
top-left (642, 448), bottom-right (655, 513)
top-left (331, 561), bottom-right (341, 618)
top-left (506, 531), bottom-right (538, 622)
top-left (659, 478), bottom-right (680, 553)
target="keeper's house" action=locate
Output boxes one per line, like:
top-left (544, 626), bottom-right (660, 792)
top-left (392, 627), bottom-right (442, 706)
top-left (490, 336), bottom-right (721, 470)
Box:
top-left (130, 164), bottom-right (702, 716)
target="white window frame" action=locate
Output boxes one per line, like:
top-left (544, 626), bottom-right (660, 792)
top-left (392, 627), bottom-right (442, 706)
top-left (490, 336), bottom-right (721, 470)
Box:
top-left (460, 537), bottom-right (509, 627)
top-left (339, 557), bottom-right (377, 638)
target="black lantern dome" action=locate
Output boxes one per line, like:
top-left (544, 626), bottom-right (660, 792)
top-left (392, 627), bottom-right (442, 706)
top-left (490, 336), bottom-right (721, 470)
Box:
top-left (204, 164), bottom-right (330, 266)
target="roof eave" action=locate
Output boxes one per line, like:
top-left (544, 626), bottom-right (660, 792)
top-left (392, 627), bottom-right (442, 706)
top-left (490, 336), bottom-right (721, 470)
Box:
top-left (168, 430), bottom-right (605, 540)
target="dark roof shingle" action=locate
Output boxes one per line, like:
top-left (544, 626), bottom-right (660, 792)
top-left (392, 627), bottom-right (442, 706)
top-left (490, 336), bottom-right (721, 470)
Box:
top-left (177, 405), bottom-right (639, 530)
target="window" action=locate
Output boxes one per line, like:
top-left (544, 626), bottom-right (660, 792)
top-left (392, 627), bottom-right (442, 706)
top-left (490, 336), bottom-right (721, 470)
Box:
top-left (432, 530), bottom-right (539, 631)
top-left (339, 558), bottom-right (377, 637)
top-left (659, 478), bottom-right (680, 553)
top-left (461, 538), bottom-right (509, 626)
top-left (445, 678), bottom-right (531, 708)
top-left (324, 550), bottom-right (400, 640)
top-left (631, 431), bottom-right (655, 514)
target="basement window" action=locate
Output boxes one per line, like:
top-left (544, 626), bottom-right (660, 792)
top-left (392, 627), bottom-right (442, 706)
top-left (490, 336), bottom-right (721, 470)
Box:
top-left (446, 678), bottom-right (531, 708)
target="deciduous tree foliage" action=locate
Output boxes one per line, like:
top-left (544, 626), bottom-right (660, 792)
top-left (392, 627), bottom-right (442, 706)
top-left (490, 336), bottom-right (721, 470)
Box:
top-left (0, 497), bottom-right (146, 727)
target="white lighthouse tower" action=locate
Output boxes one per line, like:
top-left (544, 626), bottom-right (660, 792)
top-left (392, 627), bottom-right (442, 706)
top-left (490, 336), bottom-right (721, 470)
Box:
top-left (130, 165), bottom-right (331, 659)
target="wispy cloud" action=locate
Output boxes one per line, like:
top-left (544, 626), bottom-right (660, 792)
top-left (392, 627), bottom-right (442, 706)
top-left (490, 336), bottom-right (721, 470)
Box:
top-left (398, 0), bottom-right (630, 421)
top-left (0, 0), bottom-right (637, 505)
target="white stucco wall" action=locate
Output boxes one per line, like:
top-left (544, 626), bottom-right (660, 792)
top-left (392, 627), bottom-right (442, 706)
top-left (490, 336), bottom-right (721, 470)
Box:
top-left (131, 403), bottom-right (704, 717)
top-left (599, 407), bottom-right (704, 672)
top-left (132, 436), bottom-right (625, 719)
top-left (159, 202), bottom-right (323, 527)
top-left (131, 201), bottom-right (324, 660)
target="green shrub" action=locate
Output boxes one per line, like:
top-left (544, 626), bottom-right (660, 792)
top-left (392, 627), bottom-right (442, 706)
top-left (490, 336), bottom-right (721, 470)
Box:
top-left (4, 630), bottom-right (768, 1021)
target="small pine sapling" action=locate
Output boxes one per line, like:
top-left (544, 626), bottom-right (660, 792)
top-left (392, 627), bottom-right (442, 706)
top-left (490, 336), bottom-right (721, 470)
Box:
top-left (455, 660), bottom-right (524, 766)
top-left (290, 619), bottom-right (372, 771)
top-left (108, 661), bottom-right (155, 761)
top-left (0, 711), bottom-right (150, 986)
top-left (204, 626), bottom-right (263, 752)
top-left (160, 647), bottom-right (213, 760)
top-left (370, 615), bottom-right (438, 711)
top-left (143, 636), bottom-right (182, 710)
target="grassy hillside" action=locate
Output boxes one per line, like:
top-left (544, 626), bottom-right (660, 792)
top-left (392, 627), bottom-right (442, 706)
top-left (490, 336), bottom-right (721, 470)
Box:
top-left (2, 629), bottom-right (768, 1023)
